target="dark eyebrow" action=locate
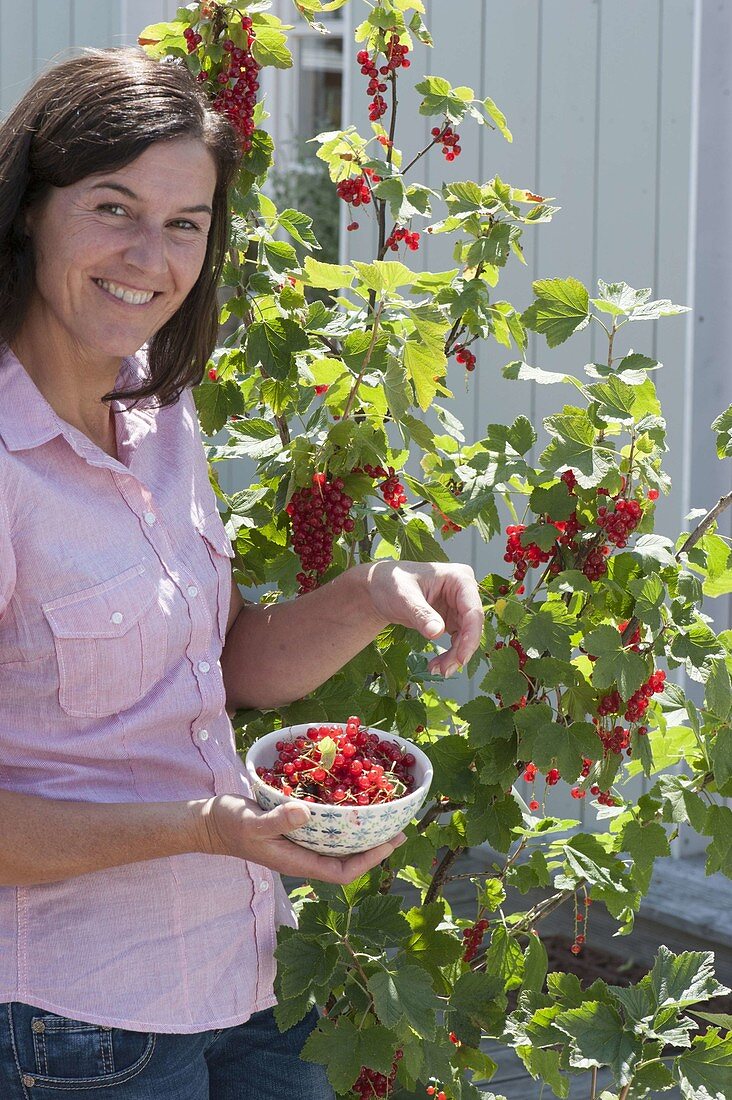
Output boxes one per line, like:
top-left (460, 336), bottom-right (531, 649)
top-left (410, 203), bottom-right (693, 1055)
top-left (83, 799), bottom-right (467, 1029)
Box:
top-left (88, 181), bottom-right (213, 216)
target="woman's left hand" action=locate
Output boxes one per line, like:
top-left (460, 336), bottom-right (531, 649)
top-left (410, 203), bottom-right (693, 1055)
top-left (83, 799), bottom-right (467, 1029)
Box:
top-left (362, 561), bottom-right (484, 677)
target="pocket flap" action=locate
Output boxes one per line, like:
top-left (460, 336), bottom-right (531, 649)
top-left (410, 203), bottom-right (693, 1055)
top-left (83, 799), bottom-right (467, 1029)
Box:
top-left (42, 563), bottom-right (157, 639)
top-left (197, 511), bottom-right (235, 559)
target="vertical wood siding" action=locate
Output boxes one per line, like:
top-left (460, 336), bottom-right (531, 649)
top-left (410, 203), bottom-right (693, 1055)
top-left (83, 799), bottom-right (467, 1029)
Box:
top-left (0, 0), bottom-right (121, 114)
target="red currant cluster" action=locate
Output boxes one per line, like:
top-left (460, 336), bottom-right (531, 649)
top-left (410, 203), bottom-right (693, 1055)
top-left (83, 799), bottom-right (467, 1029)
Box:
top-left (570, 894), bottom-right (591, 954)
top-left (183, 26), bottom-right (203, 51)
top-left (384, 226), bottom-right (420, 252)
top-left (358, 464), bottom-right (408, 509)
top-left (546, 767), bottom-right (561, 786)
top-left (425, 1087), bottom-right (448, 1100)
top-left (431, 125), bottom-right (461, 161)
top-left (597, 690), bottom-right (622, 717)
top-left (256, 717), bottom-right (416, 806)
top-left (461, 917), bottom-right (489, 962)
top-left (314, 383), bottom-right (329, 395)
top-left (588, 785), bottom-right (619, 807)
top-left (454, 344), bottom-right (476, 371)
top-left (187, 17), bottom-right (261, 150)
top-left (624, 669), bottom-right (665, 722)
top-left (285, 472), bottom-right (354, 592)
top-left (208, 367), bottom-right (218, 381)
top-left (352, 1048), bottom-right (403, 1098)
top-left (504, 524), bottom-right (555, 584)
top-left (597, 497), bottom-right (643, 548)
top-left (336, 175), bottom-right (371, 207)
top-left (433, 507), bottom-right (462, 535)
top-left (582, 543), bottom-right (611, 581)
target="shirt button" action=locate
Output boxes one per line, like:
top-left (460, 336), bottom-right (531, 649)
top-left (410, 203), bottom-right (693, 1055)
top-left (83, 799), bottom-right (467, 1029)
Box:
top-left (187, 585), bottom-right (199, 598)
top-left (144, 511), bottom-right (156, 526)
top-left (110, 611), bottom-right (123, 625)
top-left (198, 729), bottom-right (209, 741)
top-left (198, 660), bottom-right (210, 674)
top-left (258, 880), bottom-right (270, 892)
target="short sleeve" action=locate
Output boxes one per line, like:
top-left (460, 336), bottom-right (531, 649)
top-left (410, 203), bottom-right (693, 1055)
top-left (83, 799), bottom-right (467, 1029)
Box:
top-left (0, 483), bottom-right (16, 620)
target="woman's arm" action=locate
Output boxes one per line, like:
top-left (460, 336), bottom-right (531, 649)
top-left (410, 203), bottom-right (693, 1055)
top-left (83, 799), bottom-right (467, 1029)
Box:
top-left (0, 786), bottom-right (405, 887)
top-left (220, 560), bottom-right (484, 711)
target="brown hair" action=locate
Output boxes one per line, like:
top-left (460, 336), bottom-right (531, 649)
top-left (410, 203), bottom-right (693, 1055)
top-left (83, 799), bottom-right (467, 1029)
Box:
top-left (0, 47), bottom-right (241, 407)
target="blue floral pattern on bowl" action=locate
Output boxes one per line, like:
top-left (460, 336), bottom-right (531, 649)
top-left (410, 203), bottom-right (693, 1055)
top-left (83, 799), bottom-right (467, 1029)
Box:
top-left (245, 724), bottom-right (433, 856)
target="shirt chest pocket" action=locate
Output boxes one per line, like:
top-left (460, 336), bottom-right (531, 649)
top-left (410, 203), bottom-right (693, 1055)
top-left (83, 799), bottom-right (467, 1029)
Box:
top-left (42, 563), bottom-right (168, 719)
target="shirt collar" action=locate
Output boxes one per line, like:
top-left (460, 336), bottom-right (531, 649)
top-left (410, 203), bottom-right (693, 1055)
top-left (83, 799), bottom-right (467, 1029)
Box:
top-left (0, 344), bottom-right (154, 458)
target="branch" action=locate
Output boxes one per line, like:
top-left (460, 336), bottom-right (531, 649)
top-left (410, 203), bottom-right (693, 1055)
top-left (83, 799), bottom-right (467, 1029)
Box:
top-left (341, 300), bottom-right (385, 420)
top-left (425, 846), bottom-right (465, 905)
top-left (416, 798), bottom-right (461, 833)
top-left (677, 490), bottom-right (732, 556)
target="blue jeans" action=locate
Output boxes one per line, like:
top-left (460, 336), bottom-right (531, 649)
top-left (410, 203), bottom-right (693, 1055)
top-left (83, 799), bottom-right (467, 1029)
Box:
top-left (0, 1002), bottom-right (335, 1099)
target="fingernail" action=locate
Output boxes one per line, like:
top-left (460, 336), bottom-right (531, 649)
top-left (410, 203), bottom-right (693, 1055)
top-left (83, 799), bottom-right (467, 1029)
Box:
top-left (444, 663), bottom-right (459, 678)
top-left (393, 832), bottom-right (407, 845)
top-left (288, 807), bottom-right (310, 827)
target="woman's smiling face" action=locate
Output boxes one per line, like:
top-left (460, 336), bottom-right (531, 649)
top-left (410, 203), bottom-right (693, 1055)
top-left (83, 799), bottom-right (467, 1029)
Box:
top-left (21, 138), bottom-right (218, 368)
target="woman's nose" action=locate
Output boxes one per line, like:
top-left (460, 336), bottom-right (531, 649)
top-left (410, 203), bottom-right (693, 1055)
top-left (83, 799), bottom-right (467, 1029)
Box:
top-left (122, 224), bottom-right (167, 279)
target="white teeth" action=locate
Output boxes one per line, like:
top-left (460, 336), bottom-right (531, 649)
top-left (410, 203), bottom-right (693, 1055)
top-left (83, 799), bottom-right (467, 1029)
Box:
top-left (95, 279), bottom-right (155, 305)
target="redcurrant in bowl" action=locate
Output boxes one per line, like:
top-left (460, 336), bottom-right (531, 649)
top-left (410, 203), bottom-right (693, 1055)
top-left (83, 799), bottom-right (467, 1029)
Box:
top-left (244, 724), bottom-right (433, 856)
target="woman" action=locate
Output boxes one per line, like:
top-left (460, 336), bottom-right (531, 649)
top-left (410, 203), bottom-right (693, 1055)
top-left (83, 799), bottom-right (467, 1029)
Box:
top-left (0, 48), bottom-right (483, 1098)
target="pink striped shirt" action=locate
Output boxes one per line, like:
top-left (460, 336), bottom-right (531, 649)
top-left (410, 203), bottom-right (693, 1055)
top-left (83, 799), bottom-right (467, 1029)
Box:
top-left (0, 345), bottom-right (295, 1033)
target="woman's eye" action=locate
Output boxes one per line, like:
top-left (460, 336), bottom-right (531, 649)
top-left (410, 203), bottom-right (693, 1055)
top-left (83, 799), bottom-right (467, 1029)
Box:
top-left (98, 203), bottom-right (127, 216)
top-left (171, 219), bottom-right (200, 232)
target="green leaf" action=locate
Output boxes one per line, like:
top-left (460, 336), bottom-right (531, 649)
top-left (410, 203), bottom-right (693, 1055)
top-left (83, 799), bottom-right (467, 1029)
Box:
top-left (518, 605), bottom-right (575, 661)
top-left (529, 481), bottom-right (577, 521)
top-left (704, 804), bottom-right (732, 877)
top-left (585, 624), bottom-right (648, 699)
top-left (352, 894), bottom-right (411, 945)
top-left (516, 1046), bottom-right (568, 1098)
top-left (591, 280), bottom-right (651, 316)
top-left (705, 659), bottom-right (732, 720)
top-left (300, 1016), bottom-right (396, 1094)
top-left (482, 96), bottom-right (512, 141)
top-left (541, 409), bottom-right (614, 488)
top-left (415, 75), bottom-right (474, 123)
top-left (274, 933), bottom-right (339, 999)
top-left (628, 574), bottom-right (665, 632)
top-left (712, 404), bottom-right (732, 459)
top-left (368, 964), bottom-right (441, 1038)
top-left (277, 207), bottom-right (319, 249)
top-left (273, 990), bottom-right (317, 1032)
top-left (404, 337), bottom-right (443, 411)
top-left (523, 934), bottom-right (549, 994)
top-left (300, 255), bottom-right (355, 290)
top-left (677, 1028), bottom-right (732, 1100)
top-left (671, 618), bottom-right (726, 674)
top-left (459, 696), bottom-right (515, 747)
top-left (194, 378), bottom-right (245, 436)
top-left (522, 277), bottom-right (590, 348)
top-left (247, 318), bottom-right (310, 379)
top-left (465, 792), bottom-right (523, 851)
top-left (262, 237), bottom-right (298, 274)
top-left (405, 901), bottom-right (464, 974)
top-left (424, 735), bottom-right (476, 801)
top-left (560, 833), bottom-right (632, 896)
top-left (712, 726), bottom-right (732, 797)
top-left (383, 356), bottom-right (411, 420)
top-left (251, 25), bottom-right (293, 68)
top-left (620, 820), bottom-right (670, 893)
top-left (553, 1001), bottom-right (642, 1083)
top-left (484, 924), bottom-right (525, 991)
top-left (450, 971), bottom-right (505, 1029)
top-left (481, 643), bottom-right (527, 707)
top-left (353, 259), bottom-right (415, 295)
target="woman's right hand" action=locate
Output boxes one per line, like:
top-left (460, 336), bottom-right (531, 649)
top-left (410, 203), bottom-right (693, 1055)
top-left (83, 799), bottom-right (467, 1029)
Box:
top-left (197, 794), bottom-right (407, 884)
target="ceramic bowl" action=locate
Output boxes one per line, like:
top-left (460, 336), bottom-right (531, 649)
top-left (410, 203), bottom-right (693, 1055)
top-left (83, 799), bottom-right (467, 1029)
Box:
top-left (244, 723), bottom-right (433, 856)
